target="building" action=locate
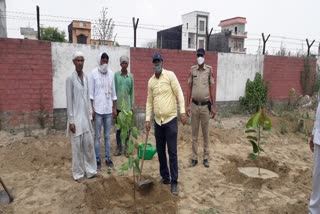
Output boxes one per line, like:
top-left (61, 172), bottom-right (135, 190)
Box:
top-left (181, 11), bottom-right (209, 50)
top-left (157, 25), bottom-right (182, 49)
top-left (156, 11), bottom-right (209, 51)
top-left (68, 20), bottom-right (91, 44)
top-left (0, 0), bottom-right (7, 38)
top-left (218, 17), bottom-right (247, 53)
top-left (20, 27), bottom-right (38, 40)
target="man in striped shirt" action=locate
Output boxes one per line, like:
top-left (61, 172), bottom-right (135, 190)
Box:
top-left (145, 53), bottom-right (187, 195)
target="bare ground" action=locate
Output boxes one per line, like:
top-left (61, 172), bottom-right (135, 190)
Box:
top-left (0, 113), bottom-right (314, 214)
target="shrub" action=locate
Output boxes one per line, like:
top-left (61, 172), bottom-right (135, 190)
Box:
top-left (240, 72), bottom-right (268, 113)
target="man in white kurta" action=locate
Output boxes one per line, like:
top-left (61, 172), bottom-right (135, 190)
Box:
top-left (309, 95), bottom-right (320, 214)
top-left (66, 51), bottom-right (97, 182)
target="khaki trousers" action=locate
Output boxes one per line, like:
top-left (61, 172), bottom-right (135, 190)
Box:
top-left (191, 102), bottom-right (210, 160)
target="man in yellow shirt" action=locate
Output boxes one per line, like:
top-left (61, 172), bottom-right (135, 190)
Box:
top-left (145, 53), bottom-right (187, 195)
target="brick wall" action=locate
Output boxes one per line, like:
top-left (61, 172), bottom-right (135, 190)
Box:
top-left (130, 48), bottom-right (218, 108)
top-left (0, 38), bottom-right (53, 130)
top-left (264, 55), bottom-right (317, 100)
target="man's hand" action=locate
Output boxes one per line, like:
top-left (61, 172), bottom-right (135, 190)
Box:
top-left (186, 105), bottom-right (191, 117)
top-left (310, 135), bottom-right (314, 153)
top-left (69, 124), bottom-right (76, 134)
top-left (92, 111), bottom-right (95, 121)
top-left (112, 107), bottom-right (117, 119)
top-left (180, 113), bottom-right (187, 125)
top-left (145, 121), bottom-right (151, 132)
top-left (211, 107), bottom-right (216, 119)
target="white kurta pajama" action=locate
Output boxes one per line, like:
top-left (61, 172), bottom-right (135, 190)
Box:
top-left (310, 96), bottom-right (320, 214)
top-left (66, 71), bottom-right (97, 180)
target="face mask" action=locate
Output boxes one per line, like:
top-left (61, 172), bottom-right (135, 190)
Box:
top-left (153, 63), bottom-right (162, 74)
top-left (99, 63), bottom-right (108, 74)
top-left (197, 57), bottom-right (205, 65)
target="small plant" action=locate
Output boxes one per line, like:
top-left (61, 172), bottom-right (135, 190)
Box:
top-left (239, 72), bottom-right (269, 113)
top-left (245, 107), bottom-right (272, 175)
top-left (116, 102), bottom-right (140, 177)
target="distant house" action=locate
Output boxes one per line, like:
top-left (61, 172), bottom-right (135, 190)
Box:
top-left (157, 11), bottom-right (247, 53)
top-left (0, 0), bottom-right (7, 38)
top-left (68, 20), bottom-right (91, 44)
top-left (217, 17), bottom-right (247, 53)
top-left (20, 27), bottom-right (38, 40)
top-left (156, 11), bottom-right (209, 51)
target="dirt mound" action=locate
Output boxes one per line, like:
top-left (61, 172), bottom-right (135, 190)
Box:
top-left (84, 176), bottom-right (177, 213)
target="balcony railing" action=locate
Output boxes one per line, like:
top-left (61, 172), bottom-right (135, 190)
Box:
top-left (231, 47), bottom-right (247, 53)
top-left (231, 31), bottom-right (247, 38)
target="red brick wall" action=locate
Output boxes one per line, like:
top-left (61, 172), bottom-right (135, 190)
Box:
top-left (0, 38), bottom-right (53, 129)
top-left (263, 55), bottom-right (317, 100)
top-left (130, 48), bottom-right (218, 108)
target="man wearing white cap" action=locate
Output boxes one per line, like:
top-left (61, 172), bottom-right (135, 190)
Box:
top-left (66, 51), bottom-right (99, 182)
top-left (114, 55), bottom-right (134, 156)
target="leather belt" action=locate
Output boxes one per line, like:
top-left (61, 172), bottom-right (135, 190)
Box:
top-left (192, 99), bottom-right (211, 106)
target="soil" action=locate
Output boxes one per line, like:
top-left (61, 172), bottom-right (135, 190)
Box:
top-left (0, 113), bottom-right (314, 214)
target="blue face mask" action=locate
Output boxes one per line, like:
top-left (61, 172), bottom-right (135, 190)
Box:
top-left (153, 62), bottom-right (162, 74)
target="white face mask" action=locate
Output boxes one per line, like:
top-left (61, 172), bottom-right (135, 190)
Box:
top-left (99, 63), bottom-right (108, 74)
top-left (197, 57), bottom-right (205, 65)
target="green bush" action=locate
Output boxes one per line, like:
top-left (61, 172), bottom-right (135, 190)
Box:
top-left (239, 72), bottom-right (268, 113)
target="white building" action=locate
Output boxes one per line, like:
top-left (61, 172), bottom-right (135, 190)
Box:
top-left (181, 11), bottom-right (209, 51)
top-left (218, 17), bottom-right (247, 53)
top-left (20, 27), bottom-right (38, 40)
top-left (0, 0), bottom-right (7, 38)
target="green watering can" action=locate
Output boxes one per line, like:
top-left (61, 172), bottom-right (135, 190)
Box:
top-left (137, 142), bottom-right (157, 160)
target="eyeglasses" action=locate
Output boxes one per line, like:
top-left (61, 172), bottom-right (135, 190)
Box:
top-left (197, 54), bottom-right (204, 57)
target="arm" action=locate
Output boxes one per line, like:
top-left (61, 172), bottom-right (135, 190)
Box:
top-left (145, 80), bottom-right (153, 131)
top-left (88, 72), bottom-right (95, 119)
top-left (209, 69), bottom-right (216, 118)
top-left (111, 75), bottom-right (117, 117)
top-left (66, 77), bottom-right (75, 133)
top-left (186, 71), bottom-right (193, 117)
top-left (170, 73), bottom-right (186, 125)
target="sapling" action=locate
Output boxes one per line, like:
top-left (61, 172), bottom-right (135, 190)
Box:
top-left (245, 107), bottom-right (272, 175)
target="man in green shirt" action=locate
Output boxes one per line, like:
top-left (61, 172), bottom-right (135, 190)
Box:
top-left (114, 55), bottom-right (134, 156)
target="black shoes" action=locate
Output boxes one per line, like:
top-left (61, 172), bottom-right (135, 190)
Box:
top-left (97, 160), bottom-right (102, 170)
top-left (171, 183), bottom-right (178, 195)
top-left (203, 159), bottom-right (209, 168)
top-left (105, 159), bottom-right (114, 168)
top-left (160, 178), bottom-right (171, 185)
top-left (191, 159), bottom-right (198, 167)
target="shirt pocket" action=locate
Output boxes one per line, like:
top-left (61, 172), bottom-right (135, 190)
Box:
top-left (201, 73), bottom-right (209, 86)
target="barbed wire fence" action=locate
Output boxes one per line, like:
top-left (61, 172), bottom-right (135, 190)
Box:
top-left (2, 9), bottom-right (319, 56)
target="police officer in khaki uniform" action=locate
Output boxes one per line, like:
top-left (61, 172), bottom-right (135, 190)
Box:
top-left (186, 48), bottom-right (216, 168)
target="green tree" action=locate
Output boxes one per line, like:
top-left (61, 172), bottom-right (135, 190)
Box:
top-left (40, 27), bottom-right (66, 42)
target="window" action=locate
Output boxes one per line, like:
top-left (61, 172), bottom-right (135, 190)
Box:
top-left (186, 23), bottom-right (188, 30)
top-left (199, 20), bottom-right (205, 32)
top-left (235, 27), bottom-right (238, 33)
top-left (199, 39), bottom-right (204, 49)
top-left (188, 37), bottom-right (191, 48)
top-left (77, 34), bottom-right (87, 44)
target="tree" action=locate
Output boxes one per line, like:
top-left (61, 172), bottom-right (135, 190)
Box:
top-left (143, 40), bottom-right (157, 48)
top-left (40, 27), bottom-right (66, 42)
top-left (93, 7), bottom-right (115, 44)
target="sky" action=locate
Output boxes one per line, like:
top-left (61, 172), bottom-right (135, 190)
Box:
top-left (4, 0), bottom-right (320, 54)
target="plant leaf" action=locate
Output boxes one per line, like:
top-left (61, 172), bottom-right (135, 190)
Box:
top-left (246, 108), bottom-right (262, 128)
top-left (120, 162), bottom-right (129, 171)
top-left (249, 140), bottom-right (259, 153)
top-left (132, 127), bottom-right (138, 139)
top-left (248, 153), bottom-right (257, 160)
top-left (133, 165), bottom-right (140, 174)
top-left (127, 140), bottom-right (134, 155)
top-left (247, 136), bottom-right (258, 142)
top-left (128, 157), bottom-right (134, 168)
